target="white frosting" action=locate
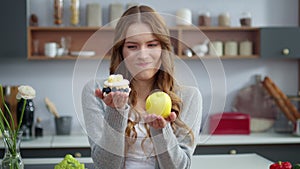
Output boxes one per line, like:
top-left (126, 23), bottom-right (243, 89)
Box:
top-left (104, 79), bottom-right (129, 87)
top-left (103, 74), bottom-right (130, 87)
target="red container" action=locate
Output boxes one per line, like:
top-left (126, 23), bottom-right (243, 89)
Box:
top-left (209, 112), bottom-right (250, 135)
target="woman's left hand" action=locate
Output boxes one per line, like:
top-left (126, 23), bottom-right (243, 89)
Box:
top-left (144, 112), bottom-right (177, 129)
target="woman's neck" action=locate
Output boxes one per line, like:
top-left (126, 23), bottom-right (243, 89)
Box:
top-left (134, 79), bottom-right (154, 100)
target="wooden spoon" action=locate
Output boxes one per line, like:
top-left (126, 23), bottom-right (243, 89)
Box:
top-left (44, 97), bottom-right (60, 118)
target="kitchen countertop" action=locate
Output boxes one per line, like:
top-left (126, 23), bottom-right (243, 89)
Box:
top-left (16, 153), bottom-right (273, 169)
top-left (199, 131), bottom-right (300, 145)
top-left (0, 131), bottom-right (299, 149)
top-left (0, 135), bottom-right (90, 149)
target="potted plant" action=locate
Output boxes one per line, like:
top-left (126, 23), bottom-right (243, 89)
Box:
top-left (0, 84), bottom-right (36, 169)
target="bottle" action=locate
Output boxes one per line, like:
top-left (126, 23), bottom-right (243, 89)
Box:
top-left (70, 0), bottom-right (80, 26)
top-left (17, 98), bottom-right (35, 138)
top-left (54, 0), bottom-right (63, 26)
top-left (35, 117), bottom-right (43, 137)
top-left (3, 86), bottom-right (11, 128)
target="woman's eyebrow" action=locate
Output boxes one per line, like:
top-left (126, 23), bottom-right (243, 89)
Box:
top-left (125, 39), bottom-right (159, 44)
top-left (147, 39), bottom-right (159, 43)
top-left (124, 41), bottom-right (138, 44)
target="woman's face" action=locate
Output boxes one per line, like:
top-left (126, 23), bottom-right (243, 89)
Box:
top-left (122, 23), bottom-right (162, 81)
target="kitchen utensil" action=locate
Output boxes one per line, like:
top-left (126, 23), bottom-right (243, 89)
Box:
top-left (55, 116), bottom-right (72, 135)
top-left (262, 76), bottom-right (300, 123)
top-left (44, 97), bottom-right (60, 118)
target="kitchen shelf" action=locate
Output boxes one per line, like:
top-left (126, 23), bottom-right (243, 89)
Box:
top-left (27, 26), bottom-right (260, 60)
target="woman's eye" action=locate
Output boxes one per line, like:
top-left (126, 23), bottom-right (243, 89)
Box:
top-left (127, 45), bottom-right (137, 49)
top-left (148, 43), bottom-right (158, 47)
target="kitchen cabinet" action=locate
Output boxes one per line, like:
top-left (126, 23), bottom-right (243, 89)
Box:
top-left (27, 26), bottom-right (260, 60)
top-left (0, 132), bottom-right (298, 164)
top-left (261, 27), bottom-right (300, 59)
top-left (195, 132), bottom-right (300, 164)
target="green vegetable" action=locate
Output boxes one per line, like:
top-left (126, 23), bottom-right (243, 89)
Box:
top-left (293, 164), bottom-right (300, 169)
top-left (54, 154), bottom-right (85, 169)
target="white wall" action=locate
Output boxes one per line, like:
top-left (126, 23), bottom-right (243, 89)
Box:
top-left (1, 0), bottom-right (298, 135)
top-left (29, 0), bottom-right (298, 27)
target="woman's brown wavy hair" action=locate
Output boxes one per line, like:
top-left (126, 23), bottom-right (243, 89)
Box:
top-left (109, 5), bottom-right (194, 152)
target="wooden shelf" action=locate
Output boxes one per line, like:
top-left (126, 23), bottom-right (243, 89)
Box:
top-left (180, 55), bottom-right (259, 60)
top-left (27, 26), bottom-right (260, 60)
top-left (28, 55), bottom-right (110, 60)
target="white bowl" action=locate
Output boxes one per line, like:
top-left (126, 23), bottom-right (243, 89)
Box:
top-left (250, 118), bottom-right (275, 132)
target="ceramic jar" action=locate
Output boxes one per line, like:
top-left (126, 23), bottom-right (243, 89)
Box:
top-left (218, 12), bottom-right (230, 27)
top-left (176, 8), bottom-right (192, 26)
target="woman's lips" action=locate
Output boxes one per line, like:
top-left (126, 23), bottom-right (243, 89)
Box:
top-left (136, 62), bottom-right (151, 67)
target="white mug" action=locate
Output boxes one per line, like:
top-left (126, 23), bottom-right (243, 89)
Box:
top-left (44, 42), bottom-right (58, 57)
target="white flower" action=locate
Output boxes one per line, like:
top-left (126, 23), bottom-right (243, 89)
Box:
top-left (16, 85), bottom-right (36, 100)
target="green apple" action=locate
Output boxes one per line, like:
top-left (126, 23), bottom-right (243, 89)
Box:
top-left (145, 91), bottom-right (172, 118)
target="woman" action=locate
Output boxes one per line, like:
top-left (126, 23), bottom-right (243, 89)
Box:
top-left (82, 5), bottom-right (202, 169)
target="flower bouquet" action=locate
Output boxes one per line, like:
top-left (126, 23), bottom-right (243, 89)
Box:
top-left (0, 84), bottom-right (36, 169)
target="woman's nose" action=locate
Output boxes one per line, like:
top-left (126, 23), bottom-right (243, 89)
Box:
top-left (137, 48), bottom-right (150, 59)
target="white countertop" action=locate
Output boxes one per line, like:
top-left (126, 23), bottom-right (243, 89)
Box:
top-left (0, 135), bottom-right (90, 149)
top-left (19, 153), bottom-right (273, 169)
top-left (199, 131), bottom-right (300, 145)
top-left (1, 131), bottom-right (299, 149)
top-left (191, 153), bottom-right (273, 169)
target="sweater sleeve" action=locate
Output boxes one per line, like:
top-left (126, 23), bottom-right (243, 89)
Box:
top-left (81, 79), bottom-right (129, 169)
top-left (150, 86), bottom-right (203, 169)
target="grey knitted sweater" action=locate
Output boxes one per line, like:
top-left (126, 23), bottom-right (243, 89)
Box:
top-left (81, 79), bottom-right (202, 169)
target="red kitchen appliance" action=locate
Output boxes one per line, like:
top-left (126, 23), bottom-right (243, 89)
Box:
top-left (209, 112), bottom-right (250, 135)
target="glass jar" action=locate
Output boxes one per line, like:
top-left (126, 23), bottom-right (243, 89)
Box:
top-left (1, 130), bottom-right (24, 169)
top-left (54, 0), bottom-right (63, 26)
top-left (70, 0), bottom-right (80, 26)
top-left (218, 12), bottom-right (230, 27)
top-left (198, 12), bottom-right (211, 26)
top-left (240, 12), bottom-right (252, 27)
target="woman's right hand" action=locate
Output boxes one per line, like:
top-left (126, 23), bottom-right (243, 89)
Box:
top-left (95, 88), bottom-right (129, 109)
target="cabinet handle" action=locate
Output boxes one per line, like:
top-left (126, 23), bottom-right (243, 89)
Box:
top-left (229, 149), bottom-right (237, 155)
top-left (282, 48), bottom-right (290, 55)
top-left (74, 152), bottom-right (82, 158)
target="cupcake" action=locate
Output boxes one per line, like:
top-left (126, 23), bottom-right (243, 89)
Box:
top-left (102, 74), bottom-right (131, 96)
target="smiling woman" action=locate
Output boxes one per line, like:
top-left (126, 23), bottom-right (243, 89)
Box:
top-left (82, 5), bottom-right (202, 169)
top-left (123, 23), bottom-right (162, 81)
